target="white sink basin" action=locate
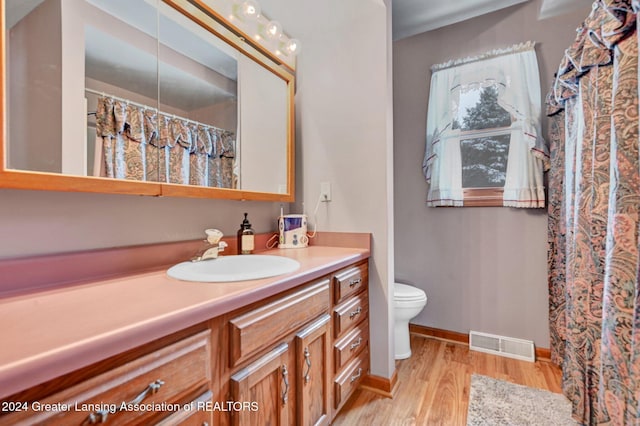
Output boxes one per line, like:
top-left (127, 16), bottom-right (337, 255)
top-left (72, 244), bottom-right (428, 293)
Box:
top-left (167, 255), bottom-right (301, 282)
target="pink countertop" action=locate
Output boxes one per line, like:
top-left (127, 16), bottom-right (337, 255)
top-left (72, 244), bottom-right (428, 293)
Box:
top-left (0, 245), bottom-right (369, 400)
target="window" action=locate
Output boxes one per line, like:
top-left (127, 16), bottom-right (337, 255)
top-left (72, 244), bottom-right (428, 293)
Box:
top-left (423, 43), bottom-right (549, 208)
top-left (456, 85), bottom-right (512, 205)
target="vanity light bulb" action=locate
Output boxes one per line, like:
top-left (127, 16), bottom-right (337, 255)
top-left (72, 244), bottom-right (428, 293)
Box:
top-left (266, 21), bottom-right (282, 39)
top-left (241, 0), bottom-right (261, 19)
top-left (286, 38), bottom-right (301, 55)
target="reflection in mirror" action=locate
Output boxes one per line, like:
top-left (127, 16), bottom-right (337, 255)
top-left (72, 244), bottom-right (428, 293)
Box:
top-left (238, 55), bottom-right (288, 193)
top-left (7, 0), bottom-right (161, 177)
top-left (84, 0), bottom-right (162, 182)
top-left (86, 0), bottom-right (240, 189)
top-left (4, 0), bottom-right (293, 196)
top-left (157, 1), bottom-right (238, 188)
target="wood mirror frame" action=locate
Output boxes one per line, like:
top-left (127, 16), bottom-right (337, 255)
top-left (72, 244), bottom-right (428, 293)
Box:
top-left (0, 0), bottom-right (295, 202)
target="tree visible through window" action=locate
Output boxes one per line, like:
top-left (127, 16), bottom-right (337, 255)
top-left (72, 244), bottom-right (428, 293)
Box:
top-left (458, 86), bottom-right (511, 130)
top-left (454, 86), bottom-right (512, 189)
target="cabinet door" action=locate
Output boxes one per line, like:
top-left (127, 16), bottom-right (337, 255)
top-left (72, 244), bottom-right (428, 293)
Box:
top-left (295, 315), bottom-right (331, 426)
top-left (230, 343), bottom-right (290, 426)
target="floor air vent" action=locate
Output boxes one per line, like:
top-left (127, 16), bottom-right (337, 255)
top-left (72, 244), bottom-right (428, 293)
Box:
top-left (469, 331), bottom-right (535, 362)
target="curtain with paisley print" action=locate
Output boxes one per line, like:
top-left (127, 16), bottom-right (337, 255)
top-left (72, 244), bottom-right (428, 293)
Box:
top-left (547, 1), bottom-right (640, 424)
top-left (94, 95), bottom-right (236, 188)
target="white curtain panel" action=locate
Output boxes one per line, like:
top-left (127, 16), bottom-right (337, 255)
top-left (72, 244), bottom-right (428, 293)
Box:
top-left (423, 67), bottom-right (464, 206)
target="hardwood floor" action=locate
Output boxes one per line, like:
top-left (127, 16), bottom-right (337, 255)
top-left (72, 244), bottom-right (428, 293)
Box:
top-left (332, 333), bottom-right (563, 425)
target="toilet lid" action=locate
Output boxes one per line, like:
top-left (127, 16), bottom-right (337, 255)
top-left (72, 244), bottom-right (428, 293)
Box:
top-left (394, 283), bottom-right (427, 301)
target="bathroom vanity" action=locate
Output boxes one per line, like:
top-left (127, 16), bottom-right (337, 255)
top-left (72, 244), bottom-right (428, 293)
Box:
top-left (0, 0), bottom-right (378, 422)
top-left (0, 243), bottom-right (370, 425)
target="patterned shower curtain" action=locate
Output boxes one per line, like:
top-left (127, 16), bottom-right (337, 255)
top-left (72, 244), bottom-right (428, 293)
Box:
top-left (547, 1), bottom-right (640, 424)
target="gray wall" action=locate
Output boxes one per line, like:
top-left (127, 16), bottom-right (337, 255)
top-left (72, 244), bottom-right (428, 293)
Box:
top-left (0, 189), bottom-right (281, 259)
top-left (393, 0), bottom-right (591, 348)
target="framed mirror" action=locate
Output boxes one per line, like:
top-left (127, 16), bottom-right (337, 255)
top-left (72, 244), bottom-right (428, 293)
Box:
top-left (1, 0), bottom-right (295, 201)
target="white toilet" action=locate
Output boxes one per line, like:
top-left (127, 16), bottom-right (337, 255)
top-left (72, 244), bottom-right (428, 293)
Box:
top-left (394, 282), bottom-right (427, 360)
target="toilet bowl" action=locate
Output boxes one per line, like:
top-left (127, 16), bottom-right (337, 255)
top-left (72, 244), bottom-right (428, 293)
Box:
top-left (394, 283), bottom-right (427, 360)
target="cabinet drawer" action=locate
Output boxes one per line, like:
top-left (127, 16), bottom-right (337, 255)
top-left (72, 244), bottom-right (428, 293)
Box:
top-left (333, 264), bottom-right (367, 304)
top-left (333, 292), bottom-right (368, 339)
top-left (334, 348), bottom-right (369, 410)
top-left (0, 331), bottom-right (211, 426)
top-left (155, 391), bottom-right (213, 425)
top-left (229, 279), bottom-right (330, 366)
top-left (334, 320), bottom-right (369, 374)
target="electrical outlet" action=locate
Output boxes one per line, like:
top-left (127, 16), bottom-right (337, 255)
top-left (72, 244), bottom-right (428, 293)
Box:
top-left (320, 182), bottom-right (331, 202)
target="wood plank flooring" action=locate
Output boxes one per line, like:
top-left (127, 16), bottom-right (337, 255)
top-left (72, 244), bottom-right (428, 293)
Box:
top-left (333, 333), bottom-right (563, 425)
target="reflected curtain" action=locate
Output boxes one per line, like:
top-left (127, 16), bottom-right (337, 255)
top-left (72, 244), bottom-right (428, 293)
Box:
top-left (95, 97), bottom-right (147, 180)
top-left (94, 95), bottom-right (236, 188)
top-left (547, 1), bottom-right (640, 424)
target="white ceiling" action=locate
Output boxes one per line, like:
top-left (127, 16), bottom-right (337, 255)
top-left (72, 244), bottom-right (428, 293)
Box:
top-left (392, 0), bottom-right (588, 40)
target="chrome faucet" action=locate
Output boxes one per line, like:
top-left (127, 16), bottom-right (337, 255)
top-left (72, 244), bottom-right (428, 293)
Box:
top-left (191, 229), bottom-right (228, 262)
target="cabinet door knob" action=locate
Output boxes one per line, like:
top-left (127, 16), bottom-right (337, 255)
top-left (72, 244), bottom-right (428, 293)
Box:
top-left (281, 365), bottom-right (289, 405)
top-left (303, 347), bottom-right (312, 384)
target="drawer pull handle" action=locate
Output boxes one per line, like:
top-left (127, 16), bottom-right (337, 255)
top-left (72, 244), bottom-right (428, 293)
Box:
top-left (303, 347), bottom-right (312, 384)
top-left (281, 365), bottom-right (289, 405)
top-left (349, 306), bottom-right (362, 319)
top-left (349, 278), bottom-right (362, 288)
top-left (85, 379), bottom-right (165, 424)
top-left (350, 337), bottom-right (363, 351)
top-left (350, 367), bottom-right (363, 383)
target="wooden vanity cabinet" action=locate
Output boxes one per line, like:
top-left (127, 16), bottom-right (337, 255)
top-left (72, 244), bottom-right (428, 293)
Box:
top-left (332, 262), bottom-right (370, 412)
top-left (218, 260), bottom-right (370, 426)
top-left (219, 278), bottom-right (332, 426)
top-left (227, 313), bottom-right (333, 426)
top-left (0, 259), bottom-right (369, 426)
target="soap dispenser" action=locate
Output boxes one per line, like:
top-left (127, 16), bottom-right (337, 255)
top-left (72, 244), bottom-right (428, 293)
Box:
top-left (237, 212), bottom-right (255, 254)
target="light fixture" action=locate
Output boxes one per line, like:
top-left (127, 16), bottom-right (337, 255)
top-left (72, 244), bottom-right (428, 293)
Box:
top-left (224, 0), bottom-right (300, 64)
top-left (241, 0), bottom-right (260, 19)
top-left (285, 38), bottom-right (300, 55)
top-left (265, 20), bottom-right (282, 39)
